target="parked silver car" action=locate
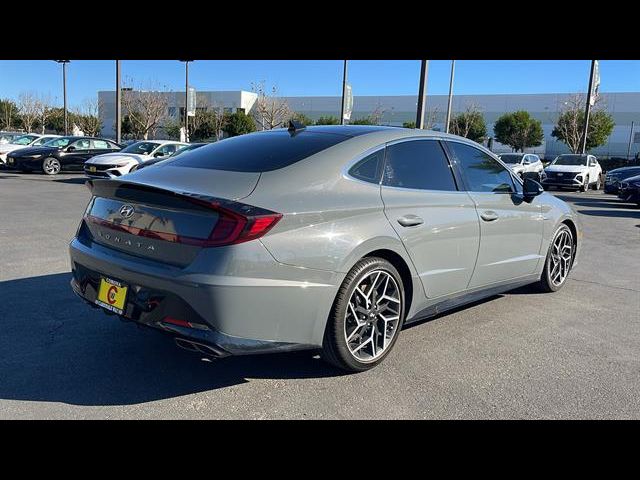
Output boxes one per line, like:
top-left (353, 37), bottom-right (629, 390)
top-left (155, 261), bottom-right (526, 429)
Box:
top-left (69, 125), bottom-right (581, 372)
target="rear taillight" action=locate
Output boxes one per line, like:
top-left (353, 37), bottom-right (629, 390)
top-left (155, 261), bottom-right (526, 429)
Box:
top-left (86, 196), bottom-right (282, 248)
top-left (188, 199), bottom-right (282, 247)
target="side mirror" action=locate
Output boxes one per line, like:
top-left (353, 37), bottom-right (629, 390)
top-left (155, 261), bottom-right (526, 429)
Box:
top-left (66, 145), bottom-right (76, 152)
top-left (523, 177), bottom-right (544, 201)
top-left (153, 152), bottom-right (165, 158)
top-left (523, 159), bottom-right (530, 165)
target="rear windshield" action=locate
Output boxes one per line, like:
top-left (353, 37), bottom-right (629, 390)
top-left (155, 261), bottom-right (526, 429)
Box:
top-left (168, 130), bottom-right (350, 172)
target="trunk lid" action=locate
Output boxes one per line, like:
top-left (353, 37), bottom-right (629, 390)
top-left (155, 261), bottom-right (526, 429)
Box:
top-left (81, 168), bottom-right (262, 267)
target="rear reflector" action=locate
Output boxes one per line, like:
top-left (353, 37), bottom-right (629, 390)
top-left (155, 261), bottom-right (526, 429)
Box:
top-left (162, 316), bottom-right (209, 330)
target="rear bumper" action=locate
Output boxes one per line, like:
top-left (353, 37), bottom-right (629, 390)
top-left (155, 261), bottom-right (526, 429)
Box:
top-left (69, 236), bottom-right (342, 354)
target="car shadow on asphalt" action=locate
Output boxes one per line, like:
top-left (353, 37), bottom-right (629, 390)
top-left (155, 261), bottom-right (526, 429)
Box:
top-left (0, 273), bottom-right (344, 407)
top-left (53, 177), bottom-right (88, 185)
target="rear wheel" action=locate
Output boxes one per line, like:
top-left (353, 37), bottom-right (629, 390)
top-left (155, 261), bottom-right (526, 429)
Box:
top-left (538, 224), bottom-right (574, 293)
top-left (42, 157), bottom-right (61, 175)
top-left (322, 257), bottom-right (405, 372)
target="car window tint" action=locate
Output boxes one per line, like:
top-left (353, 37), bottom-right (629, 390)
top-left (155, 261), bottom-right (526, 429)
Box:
top-left (447, 141), bottom-right (514, 193)
top-left (72, 139), bottom-right (91, 149)
top-left (349, 149), bottom-right (384, 184)
top-left (383, 140), bottom-right (457, 191)
top-left (169, 130), bottom-right (351, 172)
top-left (92, 140), bottom-right (109, 149)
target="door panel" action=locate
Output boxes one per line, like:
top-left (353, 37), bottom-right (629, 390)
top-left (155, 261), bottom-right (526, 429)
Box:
top-left (465, 192), bottom-right (544, 287)
top-left (380, 139), bottom-right (480, 299)
top-left (382, 189), bottom-right (480, 298)
top-left (445, 140), bottom-right (544, 288)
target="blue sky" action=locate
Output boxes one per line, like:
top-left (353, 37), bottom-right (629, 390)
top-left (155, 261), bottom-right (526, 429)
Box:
top-left (0, 60), bottom-right (638, 109)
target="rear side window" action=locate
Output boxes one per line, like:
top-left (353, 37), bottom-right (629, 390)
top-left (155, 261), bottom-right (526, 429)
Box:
top-left (382, 140), bottom-right (457, 191)
top-left (169, 130), bottom-right (351, 172)
top-left (446, 141), bottom-right (514, 193)
top-left (349, 149), bottom-right (384, 184)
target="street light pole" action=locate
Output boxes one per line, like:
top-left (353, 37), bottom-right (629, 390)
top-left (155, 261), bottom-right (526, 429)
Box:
top-left (340, 60), bottom-right (348, 125)
top-left (115, 60), bottom-right (121, 144)
top-left (445, 60), bottom-right (456, 134)
top-left (55, 60), bottom-right (70, 135)
top-left (179, 60), bottom-right (193, 142)
top-left (627, 121), bottom-right (635, 161)
top-left (581, 60), bottom-right (597, 155)
top-left (416, 60), bottom-right (429, 129)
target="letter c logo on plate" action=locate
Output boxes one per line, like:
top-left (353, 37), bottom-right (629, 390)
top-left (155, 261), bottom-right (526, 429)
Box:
top-left (107, 285), bottom-right (118, 304)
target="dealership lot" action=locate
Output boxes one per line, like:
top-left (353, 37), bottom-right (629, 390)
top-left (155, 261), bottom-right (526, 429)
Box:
top-left (1, 171), bottom-right (639, 419)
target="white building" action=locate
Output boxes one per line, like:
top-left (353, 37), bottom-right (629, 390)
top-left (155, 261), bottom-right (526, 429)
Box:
top-left (98, 90), bottom-right (640, 158)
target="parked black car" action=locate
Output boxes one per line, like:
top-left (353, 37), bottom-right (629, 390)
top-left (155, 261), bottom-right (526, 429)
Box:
top-left (6, 136), bottom-right (121, 175)
top-left (128, 142), bottom-right (207, 173)
top-left (604, 166), bottom-right (640, 194)
top-left (617, 174), bottom-right (640, 205)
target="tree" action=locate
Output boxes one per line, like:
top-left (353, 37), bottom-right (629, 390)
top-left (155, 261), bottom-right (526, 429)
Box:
top-left (251, 81), bottom-right (291, 130)
top-left (290, 112), bottom-right (314, 126)
top-left (350, 117), bottom-right (376, 125)
top-left (223, 111), bottom-right (256, 137)
top-left (16, 92), bottom-right (41, 133)
top-left (449, 104), bottom-right (487, 142)
top-left (72, 98), bottom-right (103, 136)
top-left (403, 121), bottom-right (416, 129)
top-left (121, 80), bottom-right (169, 140)
top-left (315, 115), bottom-right (339, 125)
top-left (0, 99), bottom-right (20, 130)
top-left (493, 110), bottom-right (544, 152)
top-left (551, 94), bottom-right (615, 153)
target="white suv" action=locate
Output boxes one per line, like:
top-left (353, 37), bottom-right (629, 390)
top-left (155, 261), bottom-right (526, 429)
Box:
top-left (498, 153), bottom-right (544, 178)
top-left (84, 140), bottom-right (188, 178)
top-left (543, 154), bottom-right (602, 192)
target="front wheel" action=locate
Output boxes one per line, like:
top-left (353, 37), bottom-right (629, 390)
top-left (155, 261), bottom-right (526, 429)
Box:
top-left (322, 257), bottom-right (405, 372)
top-left (538, 224), bottom-right (574, 293)
top-left (42, 157), bottom-right (61, 175)
top-left (580, 176), bottom-right (589, 192)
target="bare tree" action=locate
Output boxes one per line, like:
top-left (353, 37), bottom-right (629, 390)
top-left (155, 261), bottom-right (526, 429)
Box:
top-left (35, 94), bottom-right (56, 134)
top-left (370, 101), bottom-right (387, 125)
top-left (73, 98), bottom-right (104, 137)
top-left (122, 79), bottom-right (169, 140)
top-left (551, 94), bottom-right (584, 153)
top-left (210, 102), bottom-right (227, 141)
top-left (425, 106), bottom-right (441, 130)
top-left (16, 92), bottom-right (41, 133)
top-left (251, 81), bottom-right (291, 130)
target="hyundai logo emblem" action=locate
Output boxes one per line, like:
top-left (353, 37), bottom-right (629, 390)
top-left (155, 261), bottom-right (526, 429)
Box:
top-left (119, 204), bottom-right (135, 219)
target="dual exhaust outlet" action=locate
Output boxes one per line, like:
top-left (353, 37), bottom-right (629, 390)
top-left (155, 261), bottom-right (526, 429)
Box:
top-left (174, 338), bottom-right (229, 358)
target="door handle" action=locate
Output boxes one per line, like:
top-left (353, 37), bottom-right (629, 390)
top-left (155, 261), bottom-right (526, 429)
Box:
top-left (480, 210), bottom-right (499, 222)
top-left (397, 215), bottom-right (424, 227)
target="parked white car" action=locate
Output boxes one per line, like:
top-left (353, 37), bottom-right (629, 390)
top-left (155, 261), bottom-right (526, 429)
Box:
top-left (83, 140), bottom-right (188, 178)
top-left (498, 153), bottom-right (544, 178)
top-left (0, 133), bottom-right (61, 164)
top-left (542, 154), bottom-right (602, 192)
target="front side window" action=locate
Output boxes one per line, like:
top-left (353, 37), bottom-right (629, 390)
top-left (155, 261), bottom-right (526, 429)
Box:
top-left (349, 149), bottom-right (384, 184)
top-left (447, 141), bottom-right (514, 193)
top-left (382, 140), bottom-right (457, 191)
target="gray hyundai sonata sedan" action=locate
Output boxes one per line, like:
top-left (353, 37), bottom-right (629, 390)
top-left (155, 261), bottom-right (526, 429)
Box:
top-left (69, 125), bottom-right (581, 372)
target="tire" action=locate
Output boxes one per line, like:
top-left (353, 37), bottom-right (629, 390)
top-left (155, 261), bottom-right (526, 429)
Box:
top-left (538, 224), bottom-right (574, 293)
top-left (42, 157), bottom-right (61, 175)
top-left (592, 175), bottom-right (601, 190)
top-left (322, 257), bottom-right (405, 372)
top-left (581, 176), bottom-right (589, 192)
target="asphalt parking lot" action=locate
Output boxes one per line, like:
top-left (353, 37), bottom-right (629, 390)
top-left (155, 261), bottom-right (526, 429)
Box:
top-left (1, 170), bottom-right (639, 419)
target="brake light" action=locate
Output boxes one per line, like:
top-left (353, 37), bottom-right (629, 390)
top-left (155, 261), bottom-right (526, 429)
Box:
top-left (86, 197), bottom-right (282, 248)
